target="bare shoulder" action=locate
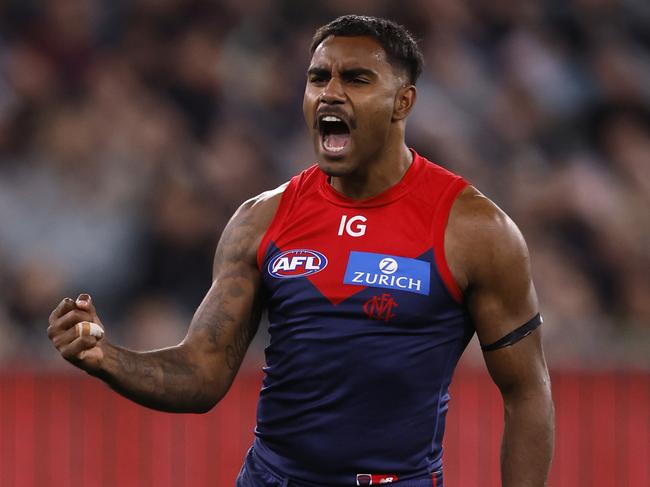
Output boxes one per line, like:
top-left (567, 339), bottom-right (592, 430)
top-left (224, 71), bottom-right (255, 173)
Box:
top-left (238, 182), bottom-right (288, 226)
top-left (240, 181), bottom-right (289, 252)
top-left (445, 186), bottom-right (531, 293)
top-left (215, 182), bottom-right (289, 270)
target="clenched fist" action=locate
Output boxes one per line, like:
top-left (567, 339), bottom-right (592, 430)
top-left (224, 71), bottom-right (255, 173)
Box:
top-left (47, 294), bottom-right (106, 373)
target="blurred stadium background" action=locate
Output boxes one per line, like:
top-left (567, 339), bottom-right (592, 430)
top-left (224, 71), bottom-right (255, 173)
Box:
top-left (0, 0), bottom-right (648, 485)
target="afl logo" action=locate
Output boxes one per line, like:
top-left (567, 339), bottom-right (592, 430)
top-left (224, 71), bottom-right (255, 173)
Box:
top-left (268, 249), bottom-right (328, 278)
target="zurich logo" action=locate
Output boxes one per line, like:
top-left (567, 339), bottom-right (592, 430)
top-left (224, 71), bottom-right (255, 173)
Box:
top-left (344, 251), bottom-right (430, 295)
top-left (268, 249), bottom-right (328, 278)
top-left (379, 258), bottom-right (398, 274)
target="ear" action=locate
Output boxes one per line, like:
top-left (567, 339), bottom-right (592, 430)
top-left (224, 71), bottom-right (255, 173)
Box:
top-left (392, 85), bottom-right (416, 121)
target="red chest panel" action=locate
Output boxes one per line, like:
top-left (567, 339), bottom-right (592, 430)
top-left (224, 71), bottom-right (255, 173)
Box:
top-left (257, 150), bottom-right (467, 305)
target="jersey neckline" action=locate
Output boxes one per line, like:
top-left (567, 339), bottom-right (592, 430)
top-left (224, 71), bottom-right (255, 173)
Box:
top-left (317, 149), bottom-right (425, 208)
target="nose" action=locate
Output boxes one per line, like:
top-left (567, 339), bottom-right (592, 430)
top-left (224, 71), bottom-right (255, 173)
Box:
top-left (319, 77), bottom-right (345, 104)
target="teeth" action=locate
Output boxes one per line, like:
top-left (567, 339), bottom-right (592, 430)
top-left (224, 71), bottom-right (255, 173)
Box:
top-left (324, 142), bottom-right (345, 152)
top-left (323, 138), bottom-right (347, 152)
top-left (321, 115), bottom-right (342, 122)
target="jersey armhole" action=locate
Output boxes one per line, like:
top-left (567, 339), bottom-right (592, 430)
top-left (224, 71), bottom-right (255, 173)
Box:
top-left (432, 177), bottom-right (469, 304)
top-left (256, 180), bottom-right (298, 270)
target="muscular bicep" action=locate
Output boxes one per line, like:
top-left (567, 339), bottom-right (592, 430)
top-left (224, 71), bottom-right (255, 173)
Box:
top-left (447, 188), bottom-right (548, 393)
top-left (466, 206), bottom-right (547, 392)
top-left (188, 259), bottom-right (262, 374)
top-left (179, 186), bottom-right (283, 397)
top-left (465, 210), bottom-right (539, 348)
top-left (182, 201), bottom-right (264, 394)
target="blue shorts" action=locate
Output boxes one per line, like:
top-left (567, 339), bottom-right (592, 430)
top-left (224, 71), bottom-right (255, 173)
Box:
top-left (235, 446), bottom-right (444, 487)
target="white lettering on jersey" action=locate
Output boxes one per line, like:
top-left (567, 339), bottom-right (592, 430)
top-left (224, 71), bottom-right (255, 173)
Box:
top-left (352, 271), bottom-right (365, 283)
top-left (273, 256), bottom-right (322, 273)
top-left (338, 215), bottom-right (367, 237)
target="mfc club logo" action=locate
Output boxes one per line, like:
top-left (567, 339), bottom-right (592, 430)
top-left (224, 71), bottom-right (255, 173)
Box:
top-left (268, 249), bottom-right (328, 278)
top-left (363, 293), bottom-right (398, 322)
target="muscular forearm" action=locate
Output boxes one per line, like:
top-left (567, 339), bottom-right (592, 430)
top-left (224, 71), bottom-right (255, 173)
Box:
top-left (501, 388), bottom-right (555, 487)
top-left (93, 342), bottom-right (220, 413)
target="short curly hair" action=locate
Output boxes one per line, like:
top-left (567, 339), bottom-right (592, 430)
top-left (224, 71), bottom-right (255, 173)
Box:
top-left (310, 15), bottom-right (424, 85)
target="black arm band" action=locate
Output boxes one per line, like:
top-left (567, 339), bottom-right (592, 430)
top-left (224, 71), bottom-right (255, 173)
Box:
top-left (480, 313), bottom-right (543, 352)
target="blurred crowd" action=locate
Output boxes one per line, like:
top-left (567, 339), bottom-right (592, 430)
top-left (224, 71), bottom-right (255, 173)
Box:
top-left (0, 0), bottom-right (648, 369)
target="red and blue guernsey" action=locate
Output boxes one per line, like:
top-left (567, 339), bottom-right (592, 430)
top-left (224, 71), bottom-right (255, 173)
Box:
top-left (253, 150), bottom-right (473, 486)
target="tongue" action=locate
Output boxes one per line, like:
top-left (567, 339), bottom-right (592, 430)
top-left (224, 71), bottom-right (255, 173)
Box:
top-left (324, 133), bottom-right (350, 150)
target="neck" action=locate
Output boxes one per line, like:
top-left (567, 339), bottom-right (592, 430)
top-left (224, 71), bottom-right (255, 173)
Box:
top-left (330, 143), bottom-right (413, 200)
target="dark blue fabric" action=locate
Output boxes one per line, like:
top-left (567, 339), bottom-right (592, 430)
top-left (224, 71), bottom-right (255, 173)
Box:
top-left (253, 245), bottom-right (471, 485)
top-left (236, 446), bottom-right (444, 487)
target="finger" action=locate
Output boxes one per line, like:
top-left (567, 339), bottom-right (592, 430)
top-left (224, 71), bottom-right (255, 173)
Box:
top-left (52, 321), bottom-right (104, 349)
top-left (49, 308), bottom-right (94, 335)
top-left (75, 321), bottom-right (104, 339)
top-left (75, 294), bottom-right (96, 315)
top-left (60, 336), bottom-right (98, 362)
top-left (48, 298), bottom-right (75, 324)
top-left (52, 324), bottom-right (81, 349)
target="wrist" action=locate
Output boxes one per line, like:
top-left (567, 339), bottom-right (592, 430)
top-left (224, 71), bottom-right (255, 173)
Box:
top-left (87, 340), bottom-right (116, 380)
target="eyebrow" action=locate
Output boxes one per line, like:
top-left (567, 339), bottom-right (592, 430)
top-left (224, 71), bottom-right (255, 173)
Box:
top-left (307, 67), bottom-right (377, 78)
top-left (307, 67), bottom-right (329, 77)
top-left (341, 68), bottom-right (376, 78)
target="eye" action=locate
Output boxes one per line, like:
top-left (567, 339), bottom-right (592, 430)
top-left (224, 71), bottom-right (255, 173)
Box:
top-left (309, 74), bottom-right (328, 84)
top-left (343, 74), bottom-right (370, 85)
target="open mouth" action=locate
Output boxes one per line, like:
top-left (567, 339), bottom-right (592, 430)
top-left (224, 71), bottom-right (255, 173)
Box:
top-left (318, 115), bottom-right (351, 154)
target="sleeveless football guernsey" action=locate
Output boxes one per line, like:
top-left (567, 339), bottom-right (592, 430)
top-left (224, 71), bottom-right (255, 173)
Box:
top-left (253, 150), bottom-right (473, 486)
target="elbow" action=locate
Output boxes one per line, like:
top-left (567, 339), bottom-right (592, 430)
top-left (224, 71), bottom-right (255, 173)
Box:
top-left (193, 402), bottom-right (217, 414)
top-left (191, 383), bottom-right (228, 414)
top-left (502, 392), bottom-right (555, 447)
top-left (188, 395), bottom-right (221, 414)
top-left (503, 382), bottom-right (555, 420)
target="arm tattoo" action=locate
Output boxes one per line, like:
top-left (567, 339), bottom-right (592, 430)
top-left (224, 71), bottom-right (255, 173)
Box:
top-left (100, 345), bottom-right (212, 413)
top-left (225, 298), bottom-right (262, 371)
top-left (195, 204), bottom-right (263, 367)
top-left (96, 200), bottom-right (265, 413)
top-left (225, 324), bottom-right (252, 370)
